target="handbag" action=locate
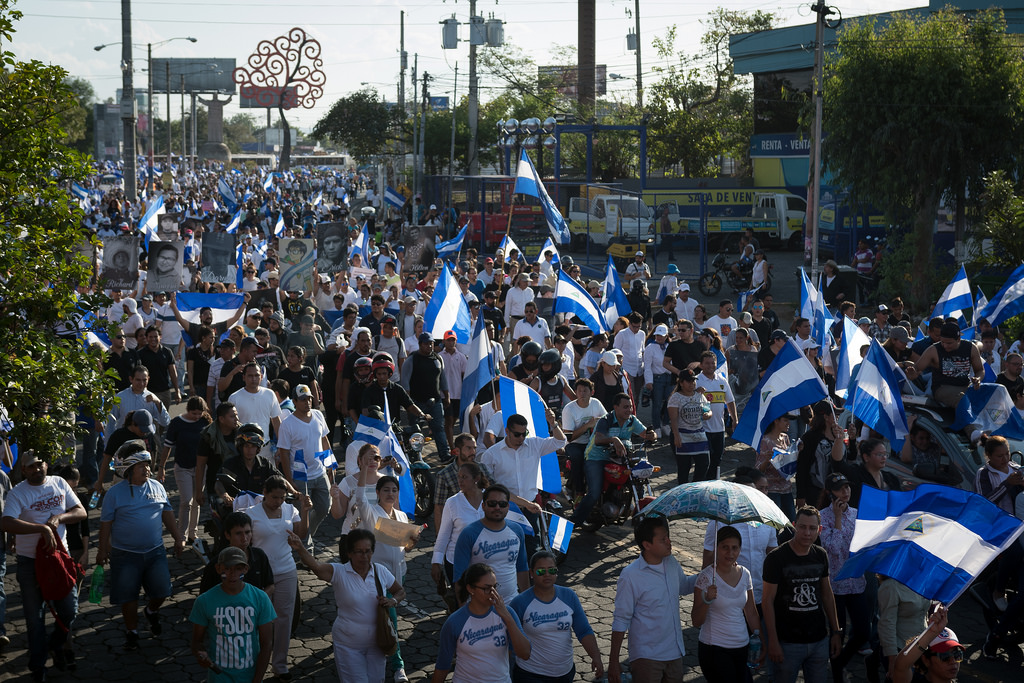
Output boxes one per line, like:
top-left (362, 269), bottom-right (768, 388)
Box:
top-left (372, 563), bottom-right (398, 656)
top-left (35, 535), bottom-right (81, 602)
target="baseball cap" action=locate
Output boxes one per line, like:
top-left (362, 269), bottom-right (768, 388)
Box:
top-left (890, 326), bottom-right (910, 343)
top-left (319, 274), bottom-right (331, 284)
top-left (443, 330), bottom-right (457, 340)
top-left (678, 283), bottom-right (690, 292)
top-left (402, 296), bottom-right (417, 304)
top-left (240, 336), bottom-right (264, 351)
top-left (418, 332), bottom-right (433, 344)
top-left (601, 350), bottom-right (620, 366)
top-left (266, 271), bottom-right (280, 279)
top-left (294, 384), bottom-right (313, 400)
top-left (247, 308), bottom-right (261, 318)
top-left (381, 315), bottom-right (396, 326)
top-left (635, 250), bottom-right (644, 257)
top-left (927, 627), bottom-right (964, 653)
top-left (770, 330), bottom-right (788, 342)
top-left (940, 321), bottom-right (961, 339)
top-left (484, 257), bottom-right (493, 263)
top-left (825, 472), bottom-right (850, 491)
top-left (877, 304), bottom-right (890, 314)
top-left (217, 546), bottom-right (249, 568)
top-left (141, 294), bottom-right (153, 301)
top-left (654, 324), bottom-right (669, 336)
top-left (20, 451), bottom-right (43, 467)
top-left (857, 317), bottom-right (871, 326)
top-left (132, 410), bottom-right (156, 436)
top-left (429, 204), bottom-right (437, 210)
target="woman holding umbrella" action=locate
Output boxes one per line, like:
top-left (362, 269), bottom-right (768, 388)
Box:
top-left (692, 525), bottom-right (765, 681)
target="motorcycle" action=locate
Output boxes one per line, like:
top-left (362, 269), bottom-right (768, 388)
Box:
top-left (567, 440), bottom-right (659, 530)
top-left (698, 252), bottom-right (773, 297)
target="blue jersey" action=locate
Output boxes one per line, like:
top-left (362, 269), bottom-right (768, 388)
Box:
top-left (453, 520), bottom-right (527, 604)
top-left (100, 478), bottom-right (172, 553)
top-left (509, 586), bottom-right (594, 677)
top-left (436, 605), bottom-right (525, 683)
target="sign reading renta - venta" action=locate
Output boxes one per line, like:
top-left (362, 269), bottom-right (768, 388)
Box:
top-left (749, 134), bottom-right (813, 158)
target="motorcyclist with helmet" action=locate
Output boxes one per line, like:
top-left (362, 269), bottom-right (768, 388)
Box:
top-left (345, 355), bottom-right (374, 424)
top-left (529, 348), bottom-right (577, 422)
top-left (217, 423), bottom-right (305, 508)
top-left (511, 340), bottom-right (544, 384)
top-left (360, 352), bottom-right (426, 427)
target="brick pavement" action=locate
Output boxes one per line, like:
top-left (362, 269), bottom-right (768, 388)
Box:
top-left (0, 435), bottom-right (1018, 681)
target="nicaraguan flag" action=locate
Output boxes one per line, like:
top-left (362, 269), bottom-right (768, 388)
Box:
top-left (553, 272), bottom-right (610, 334)
top-left (712, 346), bottom-right (728, 382)
top-left (225, 209), bottom-right (241, 234)
top-left (423, 262), bottom-right (473, 343)
top-left (732, 339), bottom-right (829, 449)
top-left (836, 484), bottom-right (1024, 604)
top-left (71, 182), bottom-right (90, 201)
top-left (316, 449), bottom-right (338, 470)
top-left (262, 173), bottom-right (274, 192)
top-left (311, 191), bottom-right (323, 206)
top-left (737, 283), bottom-right (762, 313)
top-left (978, 262), bottom-right (1024, 327)
top-left (506, 501), bottom-right (536, 537)
top-left (497, 233), bottom-right (525, 261)
top-left (931, 264), bottom-right (973, 322)
top-left (770, 441), bottom-right (800, 481)
top-left (539, 237), bottom-right (560, 268)
top-left (77, 310), bottom-right (111, 351)
top-left (951, 384), bottom-right (1024, 439)
top-left (976, 287), bottom-right (989, 316)
top-left (513, 149), bottom-right (570, 245)
top-left (349, 223), bottom-right (369, 262)
top-left (273, 212), bottom-right (286, 238)
top-left (383, 185), bottom-right (406, 210)
top-left (498, 376), bottom-right (562, 495)
top-left (835, 316), bottom-right (873, 399)
top-left (292, 450), bottom-right (308, 481)
top-left (175, 292), bottom-right (246, 325)
top-left (218, 178), bottom-right (237, 212)
top-left (800, 268), bottom-right (829, 350)
top-left (381, 397), bottom-right (416, 515)
top-left (138, 195), bottom-right (165, 248)
top-left (601, 255), bottom-right (631, 328)
top-left (851, 339), bottom-right (910, 451)
top-left (460, 313), bottom-right (495, 426)
top-left (548, 514), bottom-right (573, 552)
top-left (436, 223), bottom-right (468, 261)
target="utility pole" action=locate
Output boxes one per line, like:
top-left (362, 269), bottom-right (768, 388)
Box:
top-left (578, 0), bottom-right (596, 109)
top-left (807, 1), bottom-right (833, 277)
top-left (147, 42), bottom-right (153, 193)
top-left (419, 71), bottom-right (429, 192)
top-left (467, 0), bottom-right (479, 176)
top-left (448, 63), bottom-right (458, 211)
top-left (120, 0), bottom-right (138, 201)
top-left (181, 74), bottom-right (186, 174)
top-left (633, 0), bottom-right (643, 109)
top-left (412, 54), bottom-right (419, 199)
top-left (166, 61), bottom-right (172, 173)
top-left (399, 11), bottom-right (407, 176)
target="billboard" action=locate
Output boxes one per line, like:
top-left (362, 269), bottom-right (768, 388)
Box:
top-left (151, 58), bottom-right (237, 94)
top-left (239, 86), bottom-right (299, 109)
top-left (537, 64), bottom-right (607, 98)
top-left (429, 96), bottom-right (450, 111)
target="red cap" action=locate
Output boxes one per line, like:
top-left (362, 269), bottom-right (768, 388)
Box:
top-left (443, 330), bottom-right (457, 340)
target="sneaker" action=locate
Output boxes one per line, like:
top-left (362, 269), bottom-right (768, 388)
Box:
top-left (146, 608), bottom-right (163, 636)
top-left (858, 645), bottom-right (873, 656)
top-left (191, 537), bottom-right (209, 563)
top-left (394, 668), bottom-right (409, 682)
top-left (125, 630), bottom-right (140, 650)
top-left (0, 633), bottom-right (9, 650)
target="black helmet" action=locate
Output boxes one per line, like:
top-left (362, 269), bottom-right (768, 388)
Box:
top-left (520, 341), bottom-right (543, 371)
top-left (538, 348), bottom-right (562, 380)
top-left (235, 423), bottom-right (266, 450)
top-left (372, 352), bottom-right (395, 377)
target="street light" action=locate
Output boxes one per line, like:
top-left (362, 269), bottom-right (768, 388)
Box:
top-left (95, 37), bottom-right (196, 192)
top-left (498, 116), bottom-right (557, 175)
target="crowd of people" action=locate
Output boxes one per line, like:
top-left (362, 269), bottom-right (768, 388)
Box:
top-left (0, 164), bottom-right (1009, 683)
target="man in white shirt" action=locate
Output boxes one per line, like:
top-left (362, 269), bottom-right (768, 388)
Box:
top-left (614, 312), bottom-right (646, 405)
top-left (624, 250), bottom-right (651, 282)
top-left (703, 299), bottom-right (739, 339)
top-left (274, 384), bottom-right (332, 546)
top-left (512, 302), bottom-right (551, 347)
top-left (609, 515), bottom-right (697, 682)
top-left (229, 362), bottom-right (284, 460)
top-left (504, 275), bottom-right (535, 330)
top-left (561, 378), bottom-right (606, 497)
top-left (675, 284), bottom-right (700, 323)
top-left (696, 350), bottom-right (737, 481)
top-left (440, 331), bottom-right (468, 447)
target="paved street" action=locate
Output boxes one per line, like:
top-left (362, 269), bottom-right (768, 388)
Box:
top-left (1, 431), bottom-right (1018, 682)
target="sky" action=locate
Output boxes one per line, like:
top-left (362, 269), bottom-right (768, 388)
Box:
top-left (14, 0), bottom-right (924, 135)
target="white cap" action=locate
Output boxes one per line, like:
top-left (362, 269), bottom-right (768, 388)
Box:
top-left (678, 283), bottom-right (690, 292)
top-left (654, 324), bottom-right (669, 336)
top-left (601, 350), bottom-right (620, 366)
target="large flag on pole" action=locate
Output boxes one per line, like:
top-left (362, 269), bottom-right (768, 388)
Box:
top-left (498, 376), bottom-right (563, 495)
top-left (460, 313), bottom-right (495, 426)
top-left (513, 149), bottom-right (570, 245)
top-left (538, 237), bottom-right (560, 268)
top-left (218, 178), bottom-right (237, 212)
top-left (435, 223), bottom-right (468, 261)
top-left (835, 484), bottom-right (1024, 604)
top-left (553, 273), bottom-right (610, 334)
top-left (423, 263), bottom-right (473, 343)
top-left (601, 255), bottom-right (631, 328)
top-left (850, 339), bottom-right (910, 451)
top-left (383, 186), bottom-right (406, 210)
top-left (835, 316), bottom-right (873, 399)
top-left (931, 264), bottom-right (973, 322)
top-left (977, 262), bottom-right (1024, 327)
top-left (498, 233), bottom-right (525, 261)
top-left (800, 268), bottom-right (829, 350)
top-left (732, 339), bottom-right (829, 449)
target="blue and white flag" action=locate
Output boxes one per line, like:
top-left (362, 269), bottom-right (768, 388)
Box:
top-left (218, 178), bottom-right (237, 212)
top-left (601, 255), bottom-right (631, 328)
top-left (770, 442), bottom-right (800, 481)
top-left (77, 310), bottom-right (111, 351)
top-left (311, 190), bottom-right (323, 207)
top-left (800, 268), bottom-right (829, 350)
top-left (235, 244), bottom-right (246, 290)
top-left (951, 384), bottom-right (1024, 440)
top-left (292, 450), bottom-right (308, 481)
top-left (539, 237), bottom-right (560, 268)
top-left (835, 316), bottom-right (873, 399)
top-left (978, 262), bottom-right (1024, 327)
top-left (737, 284), bottom-right (762, 313)
top-left (138, 195), bottom-right (165, 248)
top-left (435, 223), bottom-right (468, 261)
top-left (498, 376), bottom-right (562, 495)
top-left (423, 263), bottom-right (473, 344)
top-left (352, 414), bottom-right (415, 514)
top-left (70, 182), bottom-right (90, 201)
top-left (175, 292), bottom-right (245, 325)
top-left (712, 346), bottom-right (728, 383)
top-left (262, 173), bottom-right (274, 192)
top-left (224, 209), bottom-right (241, 234)
top-left (497, 233), bottom-right (525, 261)
top-left (931, 264), bottom-right (973, 322)
top-left (460, 313), bottom-right (495, 426)
top-left (976, 287), bottom-right (989, 317)
top-left (836, 484), bottom-right (1024, 604)
top-left (315, 449), bottom-right (338, 470)
top-left (553, 273), bottom-right (610, 334)
top-left (506, 501), bottom-right (536, 537)
top-left (349, 222), bottom-right (369, 263)
top-left (514, 149), bottom-right (571, 245)
top-left (732, 339), bottom-right (829, 449)
top-left (273, 212), bottom-right (286, 238)
top-left (851, 340), bottom-right (910, 451)
top-left (383, 185), bottom-right (406, 210)
top-left (547, 514), bottom-right (573, 552)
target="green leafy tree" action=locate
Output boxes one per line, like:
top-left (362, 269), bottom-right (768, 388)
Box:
top-left (970, 170), bottom-right (1024, 271)
top-left (823, 8), bottom-right (1024, 310)
top-left (222, 113), bottom-right (258, 153)
top-left (312, 89), bottom-right (403, 162)
top-left (0, 0), bottom-right (114, 457)
top-left (61, 76), bottom-right (94, 154)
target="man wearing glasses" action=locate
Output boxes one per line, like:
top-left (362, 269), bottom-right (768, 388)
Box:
top-left (663, 321), bottom-right (704, 378)
top-left (704, 299), bottom-right (738, 339)
top-left (452, 484), bottom-right (529, 604)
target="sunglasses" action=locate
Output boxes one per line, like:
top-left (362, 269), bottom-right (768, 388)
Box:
top-left (930, 649), bottom-right (964, 663)
top-left (508, 430), bottom-right (528, 438)
top-left (534, 567), bottom-right (558, 576)
top-left (472, 583), bottom-right (499, 592)
top-left (485, 500), bottom-right (509, 508)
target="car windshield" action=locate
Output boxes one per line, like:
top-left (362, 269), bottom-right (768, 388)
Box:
top-left (605, 198), bottom-right (651, 219)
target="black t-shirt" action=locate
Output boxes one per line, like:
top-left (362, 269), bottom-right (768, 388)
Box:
top-left (652, 308), bottom-right (678, 329)
top-left (103, 426), bottom-right (155, 459)
top-left (199, 545), bottom-right (275, 593)
top-left (254, 345), bottom-right (285, 383)
top-left (186, 344), bottom-right (214, 391)
top-left (138, 345), bottom-right (175, 392)
top-left (750, 317), bottom-right (773, 346)
top-left (997, 372), bottom-right (1024, 398)
top-left (282, 296), bottom-right (313, 322)
top-left (277, 365), bottom-right (318, 399)
top-left (763, 542), bottom-right (831, 643)
top-left (221, 455), bottom-right (281, 497)
top-left (665, 339), bottom-right (704, 374)
top-left (758, 346), bottom-right (778, 374)
top-left (361, 381), bottom-right (414, 417)
top-left (105, 348), bottom-right (141, 392)
top-left (219, 358), bottom-right (246, 400)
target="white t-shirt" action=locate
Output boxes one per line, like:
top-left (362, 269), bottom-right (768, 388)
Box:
top-left (330, 562), bottom-right (396, 650)
top-left (247, 500), bottom-right (301, 577)
top-left (695, 372), bottom-right (734, 433)
top-left (4, 477), bottom-right (81, 559)
top-left (229, 386), bottom-right (284, 441)
top-left (704, 314), bottom-right (738, 339)
top-left (276, 410), bottom-right (329, 480)
top-left (702, 521), bottom-right (777, 604)
top-left (337, 475), bottom-right (378, 535)
top-left (694, 564), bottom-right (754, 648)
top-left (562, 399), bottom-right (608, 445)
top-left (432, 492), bottom-right (484, 565)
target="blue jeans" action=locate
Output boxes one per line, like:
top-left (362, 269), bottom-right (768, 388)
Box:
top-left (16, 556), bottom-right (78, 674)
top-left (574, 459), bottom-right (606, 524)
top-left (415, 398), bottom-right (450, 461)
top-left (776, 636), bottom-right (829, 683)
top-left (650, 373), bottom-right (674, 431)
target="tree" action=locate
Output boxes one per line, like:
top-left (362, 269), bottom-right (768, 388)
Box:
top-left (312, 89), bottom-right (403, 162)
top-left (61, 76), bottom-right (94, 154)
top-left (970, 170), bottom-right (1024, 270)
top-left (824, 8), bottom-right (1024, 310)
top-left (222, 113), bottom-right (258, 153)
top-left (233, 28), bottom-right (326, 170)
top-left (0, 1), bottom-right (114, 457)
top-left (645, 9), bottom-right (775, 177)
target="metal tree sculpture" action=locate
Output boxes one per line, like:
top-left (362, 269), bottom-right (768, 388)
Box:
top-left (233, 27), bottom-right (325, 171)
